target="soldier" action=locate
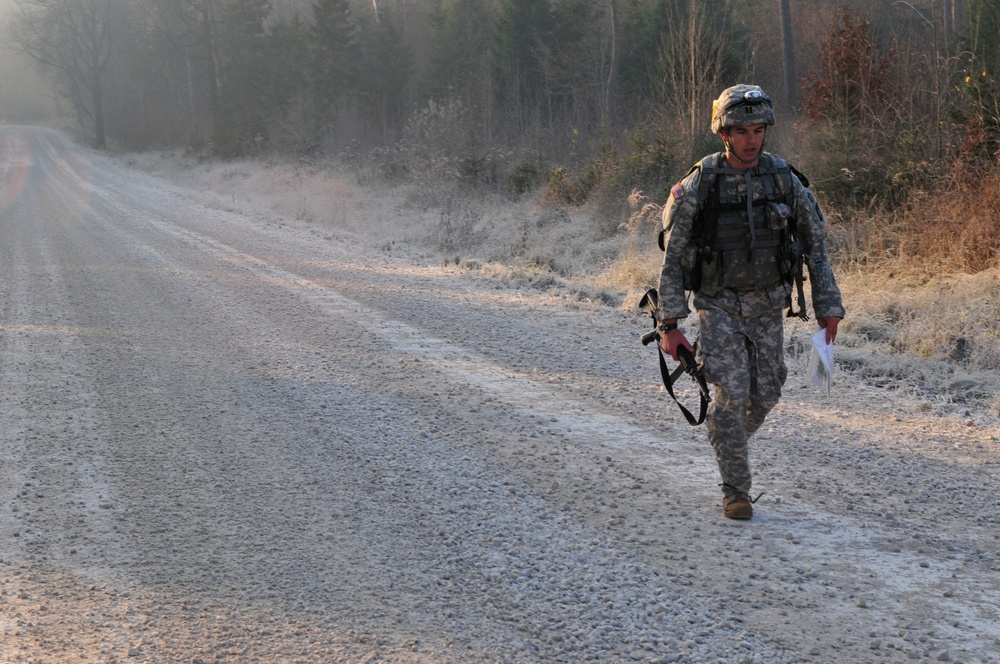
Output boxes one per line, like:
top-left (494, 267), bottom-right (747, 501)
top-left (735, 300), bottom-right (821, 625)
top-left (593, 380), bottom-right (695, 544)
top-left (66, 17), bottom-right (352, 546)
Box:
top-left (656, 84), bottom-right (845, 520)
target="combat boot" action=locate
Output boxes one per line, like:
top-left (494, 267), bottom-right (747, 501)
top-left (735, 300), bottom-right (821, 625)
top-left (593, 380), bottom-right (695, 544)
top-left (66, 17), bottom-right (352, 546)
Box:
top-left (722, 492), bottom-right (753, 520)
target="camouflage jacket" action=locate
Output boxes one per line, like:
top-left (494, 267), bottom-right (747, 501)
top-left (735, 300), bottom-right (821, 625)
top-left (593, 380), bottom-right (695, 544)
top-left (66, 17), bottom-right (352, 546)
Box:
top-left (655, 152), bottom-right (846, 322)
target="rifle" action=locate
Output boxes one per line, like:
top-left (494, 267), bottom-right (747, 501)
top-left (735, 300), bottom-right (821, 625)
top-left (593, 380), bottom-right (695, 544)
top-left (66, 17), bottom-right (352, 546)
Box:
top-left (638, 288), bottom-right (711, 426)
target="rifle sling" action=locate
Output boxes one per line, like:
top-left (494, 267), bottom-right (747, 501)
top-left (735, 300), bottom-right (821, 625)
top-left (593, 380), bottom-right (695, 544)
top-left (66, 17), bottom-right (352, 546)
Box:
top-left (656, 345), bottom-right (709, 426)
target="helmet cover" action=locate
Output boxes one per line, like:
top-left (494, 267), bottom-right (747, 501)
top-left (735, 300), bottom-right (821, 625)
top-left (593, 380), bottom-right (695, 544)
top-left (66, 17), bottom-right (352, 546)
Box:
top-left (711, 85), bottom-right (775, 133)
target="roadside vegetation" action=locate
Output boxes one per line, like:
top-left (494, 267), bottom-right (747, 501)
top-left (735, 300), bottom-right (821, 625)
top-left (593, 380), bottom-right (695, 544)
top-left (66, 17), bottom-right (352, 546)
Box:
top-left (10, 0), bottom-right (1000, 411)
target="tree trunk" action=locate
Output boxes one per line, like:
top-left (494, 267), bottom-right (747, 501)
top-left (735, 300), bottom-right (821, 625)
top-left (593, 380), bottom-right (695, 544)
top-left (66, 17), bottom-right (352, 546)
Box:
top-left (93, 75), bottom-right (106, 149)
top-left (606, 0), bottom-right (619, 128)
top-left (943, 0), bottom-right (952, 45)
top-left (688, 1), bottom-right (696, 136)
top-left (779, 0), bottom-right (797, 111)
top-left (201, 0), bottom-right (221, 108)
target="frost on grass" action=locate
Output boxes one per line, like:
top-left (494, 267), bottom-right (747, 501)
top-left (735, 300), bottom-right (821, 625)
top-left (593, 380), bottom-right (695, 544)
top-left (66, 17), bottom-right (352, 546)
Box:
top-left (122, 150), bottom-right (1000, 414)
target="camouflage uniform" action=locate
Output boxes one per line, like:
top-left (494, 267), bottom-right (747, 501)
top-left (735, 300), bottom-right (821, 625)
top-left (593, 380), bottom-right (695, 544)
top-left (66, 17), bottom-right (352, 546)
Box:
top-left (655, 152), bottom-right (845, 498)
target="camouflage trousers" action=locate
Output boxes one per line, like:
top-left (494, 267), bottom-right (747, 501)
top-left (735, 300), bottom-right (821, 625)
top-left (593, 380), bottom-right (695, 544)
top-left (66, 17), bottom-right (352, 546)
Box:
top-left (696, 304), bottom-right (787, 496)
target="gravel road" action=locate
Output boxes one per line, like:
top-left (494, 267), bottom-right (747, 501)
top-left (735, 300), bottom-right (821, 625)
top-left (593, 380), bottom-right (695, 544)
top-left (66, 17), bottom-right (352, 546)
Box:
top-left (1, 126), bottom-right (999, 663)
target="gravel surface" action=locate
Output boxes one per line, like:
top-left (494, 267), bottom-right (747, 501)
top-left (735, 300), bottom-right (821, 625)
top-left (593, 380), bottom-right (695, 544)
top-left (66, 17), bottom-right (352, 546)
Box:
top-left (1, 125), bottom-right (999, 663)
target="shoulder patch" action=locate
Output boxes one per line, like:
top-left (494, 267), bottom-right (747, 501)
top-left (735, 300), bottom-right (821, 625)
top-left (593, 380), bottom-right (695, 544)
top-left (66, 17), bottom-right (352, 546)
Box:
top-left (671, 183), bottom-right (685, 200)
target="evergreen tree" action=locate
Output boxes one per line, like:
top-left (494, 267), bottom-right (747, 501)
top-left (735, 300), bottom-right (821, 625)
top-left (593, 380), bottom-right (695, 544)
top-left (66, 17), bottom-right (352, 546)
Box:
top-left (269, 13), bottom-right (314, 151)
top-left (214, 0), bottom-right (274, 155)
top-left (543, 0), bottom-right (603, 129)
top-left (490, 0), bottom-right (554, 135)
top-left (424, 0), bottom-right (491, 101)
top-left (620, 0), bottom-right (745, 147)
top-left (357, 6), bottom-right (410, 142)
top-left (618, 0), bottom-right (672, 109)
top-left (307, 0), bottom-right (358, 143)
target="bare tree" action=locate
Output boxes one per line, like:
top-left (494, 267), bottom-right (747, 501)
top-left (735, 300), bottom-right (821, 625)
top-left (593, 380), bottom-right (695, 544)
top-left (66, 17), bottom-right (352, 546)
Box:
top-left (655, 0), bottom-right (733, 143)
top-left (779, 0), bottom-right (797, 110)
top-left (605, 0), bottom-right (619, 127)
top-left (8, 0), bottom-right (126, 149)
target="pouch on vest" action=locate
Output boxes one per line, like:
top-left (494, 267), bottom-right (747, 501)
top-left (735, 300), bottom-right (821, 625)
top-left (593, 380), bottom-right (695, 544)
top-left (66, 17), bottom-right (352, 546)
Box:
top-left (766, 202), bottom-right (791, 231)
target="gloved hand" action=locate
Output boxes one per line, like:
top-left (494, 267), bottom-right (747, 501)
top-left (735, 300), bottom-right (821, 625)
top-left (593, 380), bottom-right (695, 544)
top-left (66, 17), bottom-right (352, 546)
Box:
top-left (818, 316), bottom-right (842, 344)
top-left (659, 322), bottom-right (694, 362)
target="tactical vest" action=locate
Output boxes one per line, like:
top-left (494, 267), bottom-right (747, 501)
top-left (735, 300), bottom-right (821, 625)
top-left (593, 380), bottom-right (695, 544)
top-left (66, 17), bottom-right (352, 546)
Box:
top-left (692, 152), bottom-right (795, 297)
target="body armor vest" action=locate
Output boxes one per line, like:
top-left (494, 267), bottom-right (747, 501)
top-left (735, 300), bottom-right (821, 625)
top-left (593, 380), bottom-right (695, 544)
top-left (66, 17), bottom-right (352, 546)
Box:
top-left (693, 152), bottom-right (794, 296)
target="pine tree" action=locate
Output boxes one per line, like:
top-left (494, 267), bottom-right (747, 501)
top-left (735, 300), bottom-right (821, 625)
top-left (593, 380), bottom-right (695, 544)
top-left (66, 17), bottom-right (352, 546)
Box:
top-left (357, 6), bottom-right (410, 141)
top-left (308, 0), bottom-right (358, 136)
top-left (424, 0), bottom-right (491, 102)
top-left (214, 0), bottom-right (274, 155)
top-left (490, 0), bottom-right (554, 135)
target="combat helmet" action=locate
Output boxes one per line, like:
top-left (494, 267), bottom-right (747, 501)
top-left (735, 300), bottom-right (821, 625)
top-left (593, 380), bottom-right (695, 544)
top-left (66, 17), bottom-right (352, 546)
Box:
top-left (711, 84), bottom-right (775, 133)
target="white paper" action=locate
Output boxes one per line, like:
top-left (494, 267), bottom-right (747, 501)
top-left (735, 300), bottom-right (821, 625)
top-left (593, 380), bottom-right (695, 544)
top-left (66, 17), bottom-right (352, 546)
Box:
top-left (807, 327), bottom-right (833, 396)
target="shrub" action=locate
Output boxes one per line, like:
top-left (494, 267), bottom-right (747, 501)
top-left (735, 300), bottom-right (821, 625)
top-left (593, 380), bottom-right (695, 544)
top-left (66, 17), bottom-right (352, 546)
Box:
top-left (801, 7), bottom-right (904, 211)
top-left (508, 163), bottom-right (536, 194)
top-left (457, 149), bottom-right (510, 190)
top-left (899, 166), bottom-right (1000, 272)
top-left (542, 130), bottom-right (679, 211)
top-left (545, 165), bottom-right (587, 205)
top-left (956, 59), bottom-right (1000, 165)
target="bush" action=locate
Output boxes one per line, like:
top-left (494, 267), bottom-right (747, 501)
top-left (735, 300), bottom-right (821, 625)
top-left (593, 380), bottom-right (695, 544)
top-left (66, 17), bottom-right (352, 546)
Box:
top-left (801, 7), bottom-right (908, 211)
top-left (505, 153), bottom-right (552, 196)
top-left (457, 149), bottom-right (510, 190)
top-left (545, 165), bottom-right (587, 205)
top-left (542, 130), bottom-right (680, 211)
top-left (900, 166), bottom-right (1000, 272)
top-left (507, 162), bottom-right (539, 195)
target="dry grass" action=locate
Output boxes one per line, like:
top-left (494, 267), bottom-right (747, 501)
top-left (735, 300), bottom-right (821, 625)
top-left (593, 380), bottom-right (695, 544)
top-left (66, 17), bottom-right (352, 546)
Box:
top-left (831, 255), bottom-right (1000, 413)
top-left (593, 189), bottom-right (664, 311)
top-left (839, 262), bottom-right (1000, 367)
top-left (123, 149), bottom-right (1000, 413)
top-left (833, 168), bottom-right (1000, 270)
top-left (899, 168), bottom-right (1000, 272)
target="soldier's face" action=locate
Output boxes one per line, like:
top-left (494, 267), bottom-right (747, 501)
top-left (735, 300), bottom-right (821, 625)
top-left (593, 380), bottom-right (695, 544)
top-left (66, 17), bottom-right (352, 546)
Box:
top-left (723, 124), bottom-right (766, 168)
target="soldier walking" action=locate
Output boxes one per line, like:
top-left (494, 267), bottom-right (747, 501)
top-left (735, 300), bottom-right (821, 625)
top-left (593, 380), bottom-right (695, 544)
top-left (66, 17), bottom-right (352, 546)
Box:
top-left (655, 85), bottom-right (845, 519)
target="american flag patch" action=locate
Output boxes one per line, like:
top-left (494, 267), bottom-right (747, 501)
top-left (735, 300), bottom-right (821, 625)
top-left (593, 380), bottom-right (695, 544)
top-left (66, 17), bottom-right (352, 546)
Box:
top-left (671, 183), bottom-right (685, 200)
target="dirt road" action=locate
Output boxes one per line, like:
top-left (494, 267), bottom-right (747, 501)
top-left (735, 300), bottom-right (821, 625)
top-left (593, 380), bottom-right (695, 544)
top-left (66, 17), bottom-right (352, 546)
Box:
top-left (1, 126), bottom-right (998, 663)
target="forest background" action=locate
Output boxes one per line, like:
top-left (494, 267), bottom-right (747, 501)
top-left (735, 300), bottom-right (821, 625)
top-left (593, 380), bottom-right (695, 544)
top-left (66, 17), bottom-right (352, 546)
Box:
top-left (3, 0), bottom-right (1000, 411)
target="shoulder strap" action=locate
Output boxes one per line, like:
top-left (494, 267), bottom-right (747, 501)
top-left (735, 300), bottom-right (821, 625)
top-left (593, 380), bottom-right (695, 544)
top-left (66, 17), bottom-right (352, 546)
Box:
top-left (790, 165), bottom-right (809, 188)
top-left (658, 155), bottom-right (721, 252)
top-left (696, 153), bottom-right (722, 203)
top-left (696, 153), bottom-right (724, 247)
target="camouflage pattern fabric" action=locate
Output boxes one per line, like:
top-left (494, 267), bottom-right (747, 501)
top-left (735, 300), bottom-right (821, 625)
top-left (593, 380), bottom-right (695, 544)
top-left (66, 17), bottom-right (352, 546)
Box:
top-left (697, 299), bottom-right (785, 494)
top-left (655, 151), bottom-right (845, 497)
top-left (710, 84), bottom-right (775, 133)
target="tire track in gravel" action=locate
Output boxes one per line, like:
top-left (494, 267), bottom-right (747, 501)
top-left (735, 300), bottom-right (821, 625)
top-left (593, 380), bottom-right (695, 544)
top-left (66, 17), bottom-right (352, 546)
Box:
top-left (2, 126), bottom-right (999, 662)
top-left (109, 207), bottom-right (1000, 662)
top-left (1, 126), bottom-right (794, 662)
